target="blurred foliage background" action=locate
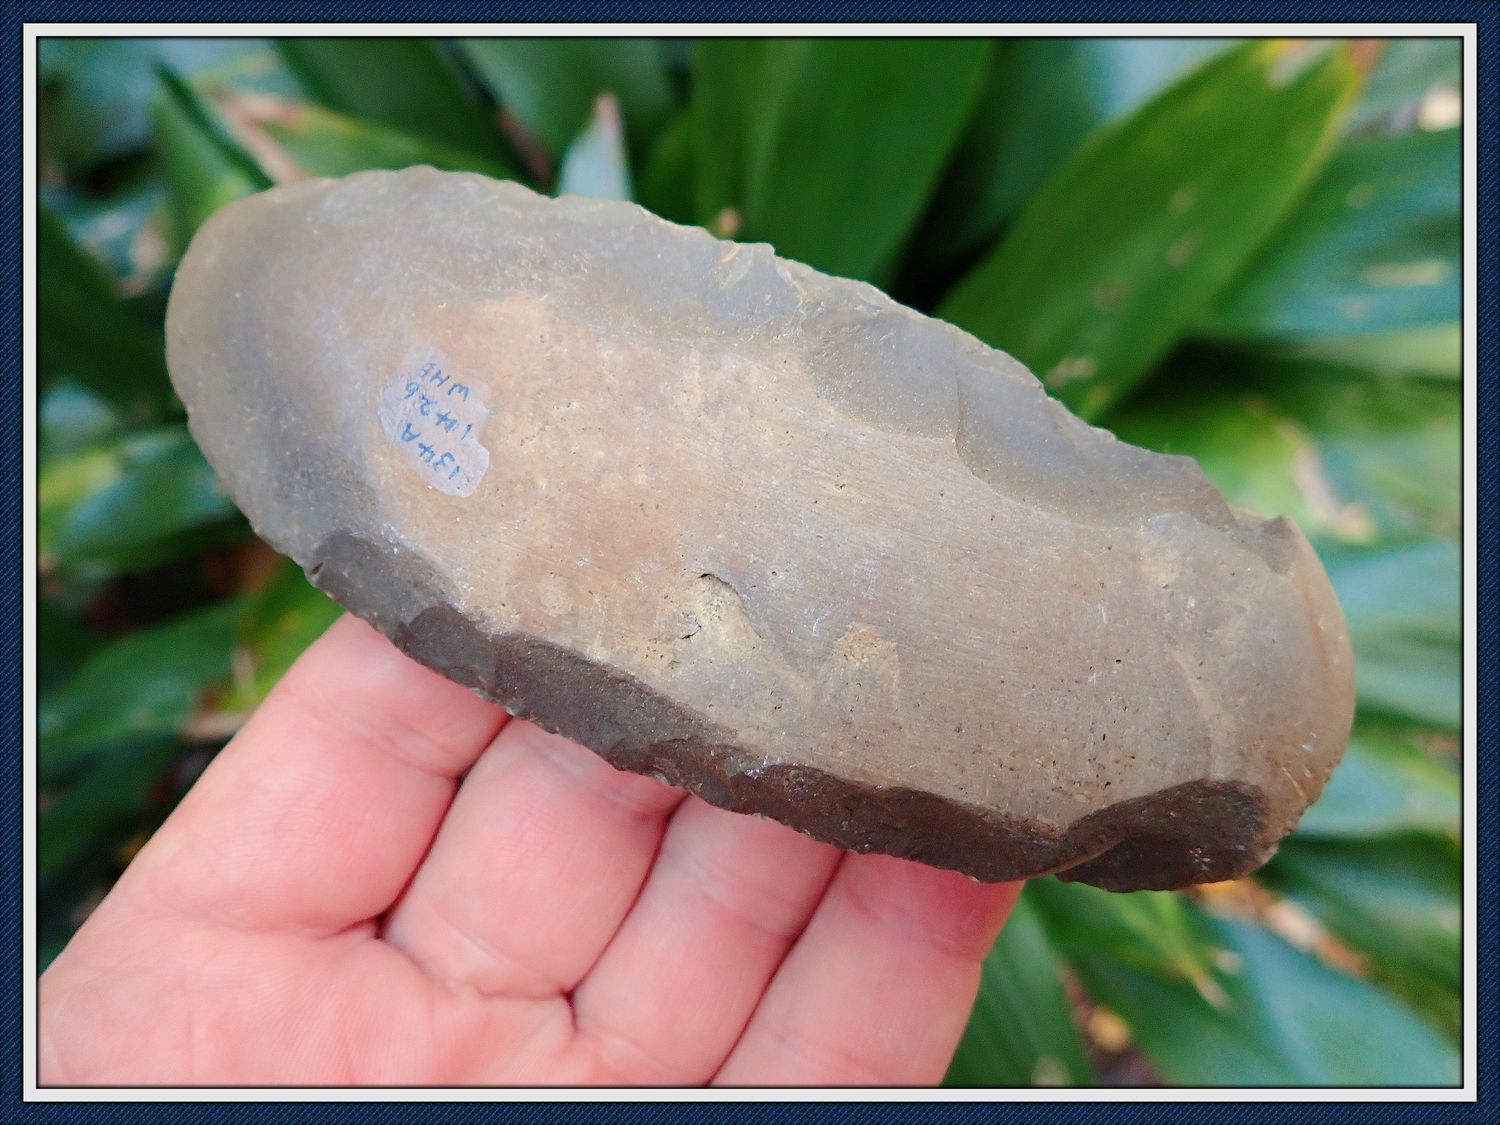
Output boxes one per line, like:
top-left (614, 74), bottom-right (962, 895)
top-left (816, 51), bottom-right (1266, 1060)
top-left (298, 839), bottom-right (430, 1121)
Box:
top-left (36, 36), bottom-right (1463, 1087)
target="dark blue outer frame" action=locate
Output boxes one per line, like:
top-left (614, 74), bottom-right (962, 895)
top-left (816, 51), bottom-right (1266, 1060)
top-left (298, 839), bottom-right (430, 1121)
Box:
top-left (3, 2), bottom-right (1494, 1120)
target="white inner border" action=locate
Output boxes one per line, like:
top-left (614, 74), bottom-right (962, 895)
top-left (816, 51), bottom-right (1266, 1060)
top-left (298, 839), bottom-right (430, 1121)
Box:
top-left (21, 19), bottom-right (1480, 1105)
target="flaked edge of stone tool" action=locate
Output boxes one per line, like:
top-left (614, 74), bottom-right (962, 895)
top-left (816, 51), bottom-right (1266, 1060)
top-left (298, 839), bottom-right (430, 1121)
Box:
top-left (296, 527), bottom-right (1283, 893)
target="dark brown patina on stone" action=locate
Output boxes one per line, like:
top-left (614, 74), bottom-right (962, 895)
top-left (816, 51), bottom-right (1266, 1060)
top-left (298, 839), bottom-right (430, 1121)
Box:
top-left (165, 168), bottom-right (1356, 891)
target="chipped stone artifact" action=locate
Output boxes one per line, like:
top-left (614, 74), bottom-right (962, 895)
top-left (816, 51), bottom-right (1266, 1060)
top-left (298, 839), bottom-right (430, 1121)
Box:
top-left (165, 168), bottom-right (1355, 891)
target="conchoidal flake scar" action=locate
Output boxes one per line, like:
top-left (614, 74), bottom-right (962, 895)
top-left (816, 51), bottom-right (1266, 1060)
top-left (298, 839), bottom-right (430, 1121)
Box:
top-left (166, 168), bottom-right (1355, 891)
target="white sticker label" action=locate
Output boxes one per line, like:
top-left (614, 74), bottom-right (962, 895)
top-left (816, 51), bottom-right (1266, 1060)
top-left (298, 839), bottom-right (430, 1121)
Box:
top-left (378, 349), bottom-right (490, 497)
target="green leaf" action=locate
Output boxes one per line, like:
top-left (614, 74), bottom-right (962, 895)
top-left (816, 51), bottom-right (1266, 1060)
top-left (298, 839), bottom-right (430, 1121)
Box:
top-left (249, 97), bottom-right (515, 180)
top-left (1296, 724), bottom-right (1459, 839)
top-left (40, 382), bottom-right (123, 458)
top-left (1066, 910), bottom-right (1459, 1085)
top-left (1347, 38), bottom-right (1461, 133)
top-left (1107, 372), bottom-right (1310, 530)
top-left (940, 41), bottom-right (1359, 419)
top-left (1206, 126), bottom-right (1459, 339)
top-left (38, 600), bottom-right (248, 770)
top-left (926, 38), bottom-right (1231, 262)
top-left (44, 425), bottom-right (238, 572)
top-left (39, 445), bottom-right (118, 566)
top-left (696, 39), bottom-right (990, 282)
top-left (1261, 836), bottom-right (1461, 1002)
top-left (275, 39), bottom-right (501, 160)
top-left (43, 172), bottom-right (169, 293)
top-left (689, 39), bottom-right (767, 231)
top-left (1028, 881), bottom-right (1222, 998)
top-left (39, 741), bottom-right (182, 881)
top-left (946, 892), bottom-right (1094, 1087)
top-left (39, 423), bottom-right (238, 573)
top-left (220, 559), bottom-right (342, 712)
top-left (37, 597), bottom-right (103, 697)
top-left (458, 38), bottom-right (674, 160)
top-left (151, 67), bottom-right (267, 247)
top-left (1266, 323), bottom-right (1461, 379)
top-left (637, 109), bottom-right (696, 225)
top-left (746, 39), bottom-right (989, 283)
top-left (1323, 538), bottom-right (1460, 728)
top-left (39, 37), bottom-right (288, 170)
top-left (1109, 355), bottom-right (1461, 543)
top-left (557, 95), bottom-right (633, 202)
top-left (37, 203), bottom-right (172, 417)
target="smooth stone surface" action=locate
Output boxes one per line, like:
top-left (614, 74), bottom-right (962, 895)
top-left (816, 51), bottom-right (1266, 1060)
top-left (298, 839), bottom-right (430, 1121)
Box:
top-left (166, 168), bottom-right (1355, 891)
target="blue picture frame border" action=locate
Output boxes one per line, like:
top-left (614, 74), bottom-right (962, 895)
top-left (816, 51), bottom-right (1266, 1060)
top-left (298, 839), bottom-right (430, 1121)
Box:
top-left (4, 1), bottom-right (1494, 1121)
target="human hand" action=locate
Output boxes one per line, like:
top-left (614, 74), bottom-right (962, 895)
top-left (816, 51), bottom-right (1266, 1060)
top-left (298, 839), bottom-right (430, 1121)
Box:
top-left (40, 615), bottom-right (1019, 1087)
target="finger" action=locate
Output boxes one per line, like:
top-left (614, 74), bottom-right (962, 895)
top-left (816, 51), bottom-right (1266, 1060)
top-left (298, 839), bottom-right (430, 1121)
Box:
top-left (713, 855), bottom-right (1021, 1086)
top-left (382, 721), bottom-right (686, 1001)
top-left (110, 615), bottom-right (509, 934)
top-left (564, 799), bottom-right (841, 1084)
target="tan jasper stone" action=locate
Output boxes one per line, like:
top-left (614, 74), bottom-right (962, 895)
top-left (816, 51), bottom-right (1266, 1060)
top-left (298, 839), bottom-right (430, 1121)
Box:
top-left (166, 168), bottom-right (1355, 891)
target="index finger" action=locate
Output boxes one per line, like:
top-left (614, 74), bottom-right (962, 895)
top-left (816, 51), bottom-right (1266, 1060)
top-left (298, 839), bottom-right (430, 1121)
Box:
top-left (107, 614), bottom-right (509, 935)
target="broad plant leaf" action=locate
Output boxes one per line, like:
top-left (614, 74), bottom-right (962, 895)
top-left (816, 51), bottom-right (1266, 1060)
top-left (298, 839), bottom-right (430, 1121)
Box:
top-left (38, 600), bottom-right (247, 770)
top-left (151, 67), bottom-right (267, 247)
top-left (1346, 38), bottom-right (1461, 133)
top-left (39, 741), bottom-right (183, 880)
top-left (458, 38), bottom-right (675, 161)
top-left (39, 447), bottom-right (120, 566)
top-left (1261, 836), bottom-right (1461, 1001)
top-left (44, 172), bottom-right (168, 294)
top-left (1028, 880), bottom-right (1223, 1001)
top-left (42, 425), bottom-right (238, 573)
top-left (37, 204), bottom-right (172, 417)
top-left (556, 96), bottom-right (633, 202)
top-left (637, 108), bottom-right (695, 225)
top-left (1296, 724), bottom-right (1459, 839)
top-left (1109, 355), bottom-right (1461, 543)
top-left (37, 597), bottom-right (102, 697)
top-left (940, 41), bottom-right (1359, 419)
top-left (39, 37), bottom-right (288, 170)
top-left (694, 39), bottom-right (990, 283)
top-left (274, 38), bottom-right (501, 159)
top-left (926, 37), bottom-right (1230, 262)
top-left (1231, 356), bottom-right (1465, 517)
top-left (238, 96), bottom-right (516, 181)
top-left (39, 382), bottom-right (123, 459)
top-left (1206, 126), bottom-right (1459, 339)
top-left (1035, 883), bottom-right (1458, 1085)
top-left (1268, 323), bottom-right (1461, 379)
top-left (1071, 911), bottom-right (1458, 1085)
top-left (1323, 538), bottom-right (1461, 728)
top-left (689, 39), bottom-right (766, 231)
top-left (218, 559), bottom-right (342, 713)
top-left (946, 892), bottom-right (1094, 1087)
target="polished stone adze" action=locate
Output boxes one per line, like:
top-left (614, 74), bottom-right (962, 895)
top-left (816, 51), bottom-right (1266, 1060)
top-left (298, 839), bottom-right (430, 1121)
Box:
top-left (166, 168), bottom-right (1354, 891)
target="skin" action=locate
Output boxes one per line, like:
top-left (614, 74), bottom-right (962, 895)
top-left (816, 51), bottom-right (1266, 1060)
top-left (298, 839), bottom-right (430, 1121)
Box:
top-left (39, 615), bottom-right (1020, 1087)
